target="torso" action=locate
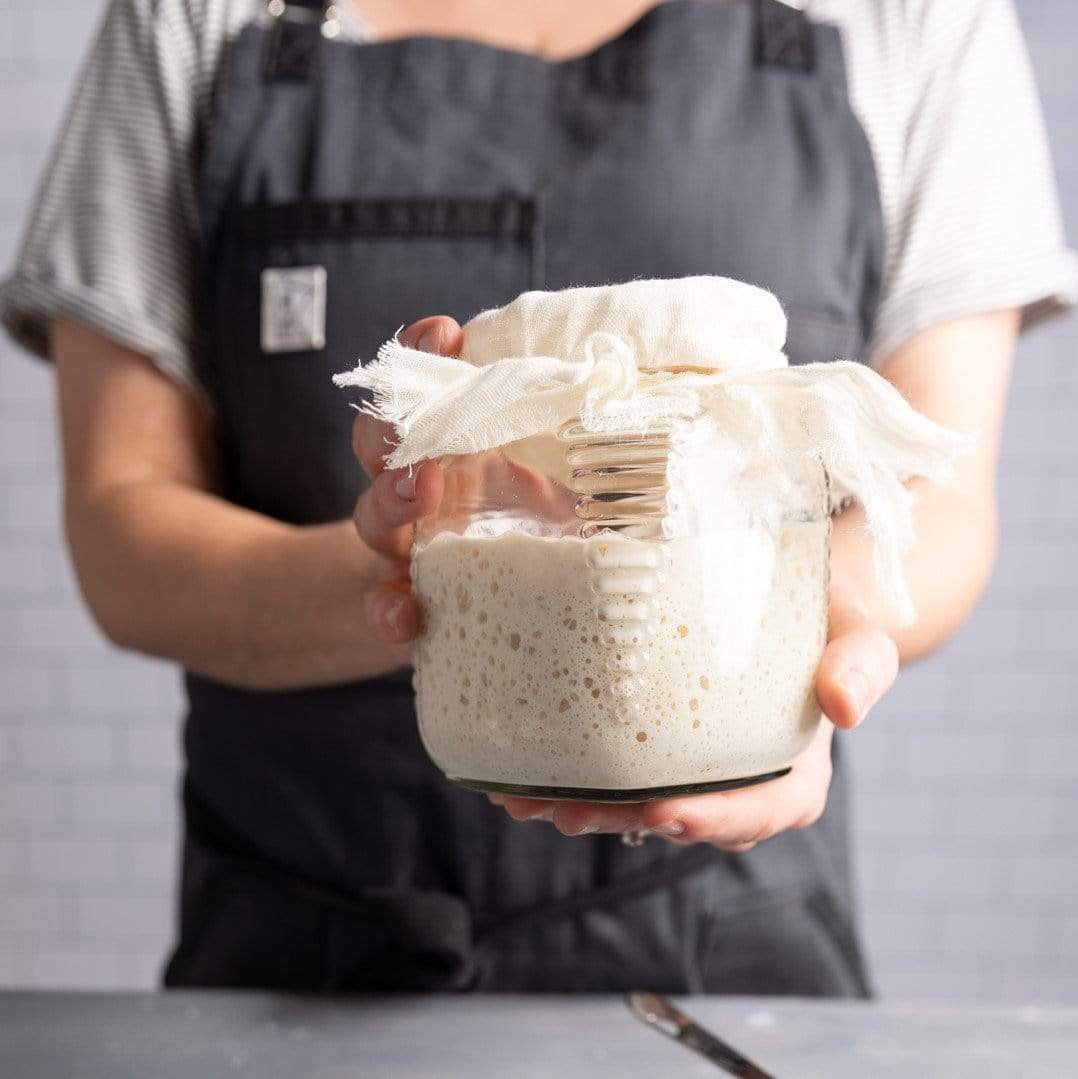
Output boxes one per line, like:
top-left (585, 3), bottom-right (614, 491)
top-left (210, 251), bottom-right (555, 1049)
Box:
top-left (185, 1), bottom-right (916, 344)
top-left (170, 0), bottom-right (882, 995)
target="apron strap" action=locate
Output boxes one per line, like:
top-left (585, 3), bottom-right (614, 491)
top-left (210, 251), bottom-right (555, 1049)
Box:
top-left (753, 0), bottom-right (816, 72)
top-left (475, 843), bottom-right (721, 944)
top-left (263, 0), bottom-right (340, 81)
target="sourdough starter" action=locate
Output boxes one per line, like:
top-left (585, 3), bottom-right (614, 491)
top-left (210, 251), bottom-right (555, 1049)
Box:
top-left (412, 519), bottom-right (828, 792)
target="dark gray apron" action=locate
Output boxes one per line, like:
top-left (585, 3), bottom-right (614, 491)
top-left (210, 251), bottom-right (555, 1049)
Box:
top-left (166, 0), bottom-right (884, 994)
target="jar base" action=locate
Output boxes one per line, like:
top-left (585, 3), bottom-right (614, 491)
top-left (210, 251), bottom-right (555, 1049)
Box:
top-left (450, 768), bottom-right (792, 803)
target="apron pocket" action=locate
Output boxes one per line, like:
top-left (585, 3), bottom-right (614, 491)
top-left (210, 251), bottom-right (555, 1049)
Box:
top-left (167, 833), bottom-right (476, 992)
top-left (324, 888), bottom-right (475, 992)
top-left (785, 308), bottom-right (861, 366)
top-left (471, 863), bottom-right (870, 997)
top-left (165, 837), bottom-right (324, 990)
top-left (217, 195), bottom-right (542, 523)
top-left (235, 194), bottom-right (543, 359)
top-left (701, 886), bottom-right (870, 997)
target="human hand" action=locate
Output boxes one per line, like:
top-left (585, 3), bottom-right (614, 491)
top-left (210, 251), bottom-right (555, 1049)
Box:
top-left (489, 585), bottom-right (899, 851)
top-left (352, 314), bottom-right (576, 644)
top-left (352, 316), bottom-right (459, 644)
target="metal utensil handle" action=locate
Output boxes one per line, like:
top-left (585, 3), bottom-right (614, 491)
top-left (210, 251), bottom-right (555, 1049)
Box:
top-left (626, 992), bottom-right (778, 1078)
top-left (677, 1019), bottom-right (777, 1079)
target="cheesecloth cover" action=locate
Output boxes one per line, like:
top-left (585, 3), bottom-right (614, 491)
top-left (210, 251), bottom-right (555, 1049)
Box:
top-left (334, 276), bottom-right (968, 623)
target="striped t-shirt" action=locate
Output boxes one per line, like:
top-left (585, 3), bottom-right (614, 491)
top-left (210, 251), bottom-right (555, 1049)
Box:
top-left (1, 0), bottom-right (1075, 398)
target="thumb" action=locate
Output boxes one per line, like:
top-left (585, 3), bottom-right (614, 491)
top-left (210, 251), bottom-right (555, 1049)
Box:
top-left (400, 315), bottom-right (464, 356)
top-left (816, 593), bottom-right (899, 730)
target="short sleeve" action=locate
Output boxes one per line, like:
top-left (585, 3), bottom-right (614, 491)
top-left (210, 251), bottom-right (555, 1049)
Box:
top-left (867, 0), bottom-right (1078, 366)
top-left (0, 0), bottom-right (206, 399)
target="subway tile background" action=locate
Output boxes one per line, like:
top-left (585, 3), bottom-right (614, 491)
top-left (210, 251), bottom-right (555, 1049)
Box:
top-left (0, 0), bottom-right (1075, 998)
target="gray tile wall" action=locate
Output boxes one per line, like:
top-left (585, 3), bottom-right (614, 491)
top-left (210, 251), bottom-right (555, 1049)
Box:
top-left (847, 0), bottom-right (1078, 1001)
top-left (0, 0), bottom-right (1075, 998)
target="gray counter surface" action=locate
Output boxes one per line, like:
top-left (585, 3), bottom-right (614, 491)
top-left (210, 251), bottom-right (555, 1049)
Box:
top-left (1, 991), bottom-right (1076, 1078)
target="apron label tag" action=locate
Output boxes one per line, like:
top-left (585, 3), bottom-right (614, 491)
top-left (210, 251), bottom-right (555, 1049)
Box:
top-left (261, 265), bottom-right (327, 353)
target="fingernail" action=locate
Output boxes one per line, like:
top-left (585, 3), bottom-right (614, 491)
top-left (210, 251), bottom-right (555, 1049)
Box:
top-left (653, 820), bottom-right (685, 837)
top-left (567, 823), bottom-right (599, 836)
top-left (383, 598), bottom-right (404, 636)
top-left (417, 325), bottom-right (442, 353)
top-left (526, 808), bottom-right (555, 822)
top-left (394, 471), bottom-right (416, 500)
top-left (838, 669), bottom-right (873, 723)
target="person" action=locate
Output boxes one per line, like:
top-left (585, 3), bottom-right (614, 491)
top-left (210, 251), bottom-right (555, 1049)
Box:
top-left (1, 0), bottom-right (1074, 993)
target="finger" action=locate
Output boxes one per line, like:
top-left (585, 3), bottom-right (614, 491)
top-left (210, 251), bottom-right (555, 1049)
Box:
top-left (639, 789), bottom-right (773, 847)
top-left (639, 768), bottom-right (825, 847)
top-left (350, 316), bottom-right (463, 477)
top-left (714, 840), bottom-right (759, 854)
top-left (506, 459), bottom-right (578, 523)
top-left (353, 459), bottom-right (445, 559)
top-left (550, 801), bottom-right (645, 837)
top-left (817, 602), bottom-right (899, 730)
top-left (400, 314), bottom-right (464, 356)
top-left (352, 414), bottom-right (398, 479)
top-left (496, 797), bottom-right (645, 836)
top-left (364, 578), bottom-right (422, 644)
top-left (496, 797), bottom-right (558, 823)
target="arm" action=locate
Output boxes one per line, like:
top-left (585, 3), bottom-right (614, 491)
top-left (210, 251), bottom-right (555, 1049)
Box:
top-left (54, 318), bottom-right (414, 691)
top-left (830, 309), bottom-right (1017, 663)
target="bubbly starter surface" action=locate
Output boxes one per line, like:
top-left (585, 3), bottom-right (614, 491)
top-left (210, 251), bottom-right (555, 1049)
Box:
top-left (412, 522), bottom-right (828, 791)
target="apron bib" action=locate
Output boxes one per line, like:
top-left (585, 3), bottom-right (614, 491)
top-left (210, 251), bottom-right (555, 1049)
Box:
top-left (167, 0), bottom-right (884, 994)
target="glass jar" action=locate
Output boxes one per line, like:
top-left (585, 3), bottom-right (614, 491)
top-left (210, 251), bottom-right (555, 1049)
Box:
top-left (410, 404), bottom-right (830, 802)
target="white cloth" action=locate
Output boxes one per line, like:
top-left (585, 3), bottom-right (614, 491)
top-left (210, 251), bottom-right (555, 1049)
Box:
top-left (334, 277), bottom-right (968, 624)
top-left (462, 276), bottom-right (787, 374)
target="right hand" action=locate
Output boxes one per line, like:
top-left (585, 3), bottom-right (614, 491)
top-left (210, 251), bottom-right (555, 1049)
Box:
top-left (352, 315), bottom-right (462, 644)
top-left (353, 314), bottom-right (579, 645)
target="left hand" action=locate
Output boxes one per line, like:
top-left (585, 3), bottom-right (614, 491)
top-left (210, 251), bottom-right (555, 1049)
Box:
top-left (488, 585), bottom-right (899, 851)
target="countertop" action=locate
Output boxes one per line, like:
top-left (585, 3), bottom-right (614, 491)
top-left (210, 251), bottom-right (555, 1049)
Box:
top-left (1, 991), bottom-right (1076, 1078)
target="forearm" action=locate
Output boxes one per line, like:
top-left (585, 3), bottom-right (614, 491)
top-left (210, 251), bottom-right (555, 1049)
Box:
top-left (66, 480), bottom-right (409, 690)
top-left (827, 310), bottom-right (1018, 663)
top-left (829, 479), bottom-right (997, 663)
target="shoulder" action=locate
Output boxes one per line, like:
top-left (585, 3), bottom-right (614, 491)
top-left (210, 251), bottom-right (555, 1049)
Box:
top-left (119, 0), bottom-right (257, 27)
top-left (100, 0), bottom-right (261, 119)
top-left (802, 0), bottom-right (911, 111)
top-left (804, 0), bottom-right (1020, 59)
top-left (105, 0), bottom-right (259, 59)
